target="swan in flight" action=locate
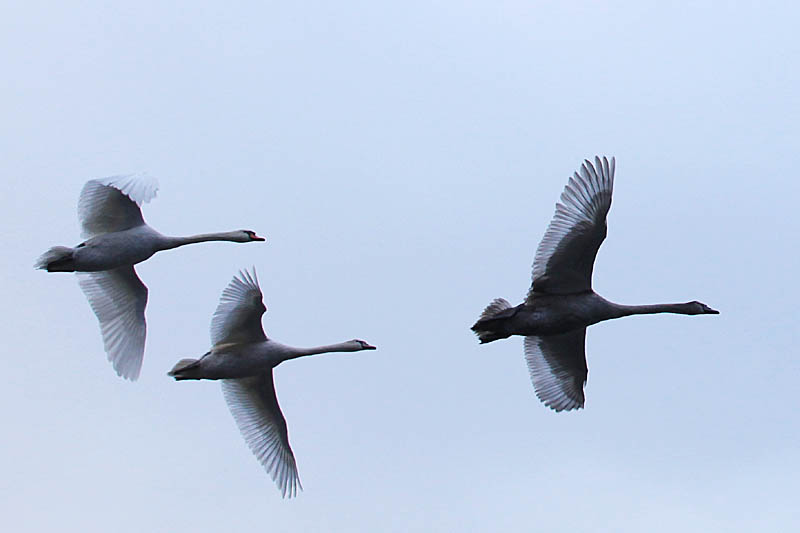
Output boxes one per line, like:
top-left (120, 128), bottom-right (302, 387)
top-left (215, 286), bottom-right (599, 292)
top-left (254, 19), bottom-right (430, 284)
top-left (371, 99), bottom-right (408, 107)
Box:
top-left (471, 157), bottom-right (718, 412)
top-left (35, 174), bottom-right (265, 380)
top-left (168, 269), bottom-right (376, 498)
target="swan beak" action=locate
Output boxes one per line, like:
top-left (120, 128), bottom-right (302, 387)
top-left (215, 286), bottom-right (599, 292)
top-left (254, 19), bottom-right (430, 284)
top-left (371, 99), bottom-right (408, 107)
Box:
top-left (252, 234), bottom-right (266, 241)
top-left (363, 343), bottom-right (377, 350)
top-left (705, 306), bottom-right (720, 314)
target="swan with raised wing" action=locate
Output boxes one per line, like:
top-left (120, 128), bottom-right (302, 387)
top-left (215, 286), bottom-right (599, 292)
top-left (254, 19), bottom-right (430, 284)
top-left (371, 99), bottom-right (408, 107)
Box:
top-left (168, 269), bottom-right (376, 498)
top-left (471, 157), bottom-right (718, 412)
top-left (35, 174), bottom-right (265, 380)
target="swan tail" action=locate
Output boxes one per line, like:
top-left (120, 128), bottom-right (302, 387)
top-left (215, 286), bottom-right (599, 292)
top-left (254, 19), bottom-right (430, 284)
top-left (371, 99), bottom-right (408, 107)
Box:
top-left (167, 355), bottom-right (206, 380)
top-left (471, 298), bottom-right (513, 344)
top-left (34, 246), bottom-right (76, 272)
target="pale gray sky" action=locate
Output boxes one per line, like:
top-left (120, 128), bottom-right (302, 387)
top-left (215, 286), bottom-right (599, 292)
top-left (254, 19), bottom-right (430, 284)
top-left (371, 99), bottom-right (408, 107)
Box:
top-left (2, 1), bottom-right (799, 531)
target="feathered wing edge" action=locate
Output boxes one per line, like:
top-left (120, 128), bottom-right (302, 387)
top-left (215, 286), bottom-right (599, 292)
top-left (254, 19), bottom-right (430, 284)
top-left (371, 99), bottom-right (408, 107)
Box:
top-left (77, 173), bottom-right (159, 239)
top-left (94, 173), bottom-right (159, 206)
top-left (221, 373), bottom-right (302, 498)
top-left (523, 330), bottom-right (588, 412)
top-left (77, 266), bottom-right (148, 380)
top-left (209, 268), bottom-right (267, 346)
top-left (529, 156), bottom-right (615, 295)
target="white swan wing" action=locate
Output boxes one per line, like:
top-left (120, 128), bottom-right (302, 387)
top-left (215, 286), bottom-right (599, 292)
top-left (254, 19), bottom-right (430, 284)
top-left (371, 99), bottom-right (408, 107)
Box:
top-left (78, 173), bottom-right (159, 238)
top-left (524, 330), bottom-right (587, 412)
top-left (528, 156), bottom-right (614, 297)
top-left (222, 372), bottom-right (302, 498)
top-left (210, 269), bottom-right (267, 346)
top-left (77, 266), bottom-right (148, 380)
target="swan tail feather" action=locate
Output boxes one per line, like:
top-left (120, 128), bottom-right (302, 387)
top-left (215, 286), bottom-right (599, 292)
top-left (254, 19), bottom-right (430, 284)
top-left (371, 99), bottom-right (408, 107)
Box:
top-left (35, 246), bottom-right (76, 272)
top-left (471, 298), bottom-right (513, 343)
top-left (477, 298), bottom-right (512, 321)
top-left (168, 358), bottom-right (201, 380)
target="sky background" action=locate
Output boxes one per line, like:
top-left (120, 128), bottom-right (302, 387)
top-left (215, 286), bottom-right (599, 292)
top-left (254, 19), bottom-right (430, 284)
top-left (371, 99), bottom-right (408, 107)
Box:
top-left (2, 1), bottom-right (799, 531)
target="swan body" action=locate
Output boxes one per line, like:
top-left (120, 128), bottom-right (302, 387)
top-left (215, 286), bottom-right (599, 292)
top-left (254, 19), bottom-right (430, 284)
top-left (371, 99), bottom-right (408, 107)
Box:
top-left (172, 339), bottom-right (371, 381)
top-left (472, 157), bottom-right (718, 412)
top-left (35, 174), bottom-right (265, 380)
top-left (49, 225), bottom-right (163, 272)
top-left (41, 225), bottom-right (262, 273)
top-left (168, 269), bottom-right (376, 498)
top-left (478, 293), bottom-right (716, 340)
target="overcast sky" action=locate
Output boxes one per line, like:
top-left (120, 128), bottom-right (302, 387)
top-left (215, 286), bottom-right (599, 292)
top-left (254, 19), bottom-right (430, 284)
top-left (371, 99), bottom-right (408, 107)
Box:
top-left (2, 1), bottom-right (799, 531)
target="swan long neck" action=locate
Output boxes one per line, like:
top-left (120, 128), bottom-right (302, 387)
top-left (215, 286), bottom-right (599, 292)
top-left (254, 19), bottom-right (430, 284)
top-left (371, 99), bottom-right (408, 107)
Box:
top-left (285, 342), bottom-right (359, 360)
top-left (610, 302), bottom-right (698, 318)
top-left (159, 232), bottom-right (244, 250)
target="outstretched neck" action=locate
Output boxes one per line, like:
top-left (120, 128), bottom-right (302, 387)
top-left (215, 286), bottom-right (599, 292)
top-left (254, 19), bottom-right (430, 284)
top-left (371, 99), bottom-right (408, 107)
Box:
top-left (159, 231), bottom-right (244, 250)
top-left (285, 342), bottom-right (359, 360)
top-left (611, 302), bottom-right (699, 318)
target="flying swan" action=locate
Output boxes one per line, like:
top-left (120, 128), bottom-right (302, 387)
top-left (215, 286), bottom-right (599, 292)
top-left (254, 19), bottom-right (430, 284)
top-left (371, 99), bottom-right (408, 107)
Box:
top-left (168, 268), bottom-right (376, 498)
top-left (471, 157), bottom-right (718, 412)
top-left (36, 174), bottom-right (265, 380)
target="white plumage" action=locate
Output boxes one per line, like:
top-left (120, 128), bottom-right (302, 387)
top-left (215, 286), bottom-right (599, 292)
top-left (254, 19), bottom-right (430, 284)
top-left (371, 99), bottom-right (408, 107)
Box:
top-left (36, 174), bottom-right (265, 380)
top-left (169, 269), bottom-right (376, 498)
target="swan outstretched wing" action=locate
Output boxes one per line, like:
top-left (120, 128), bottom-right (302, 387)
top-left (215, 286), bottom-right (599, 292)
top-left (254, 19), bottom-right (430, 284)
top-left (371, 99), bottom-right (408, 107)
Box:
top-left (222, 372), bottom-right (302, 498)
top-left (523, 330), bottom-right (587, 412)
top-left (77, 266), bottom-right (148, 380)
top-left (78, 173), bottom-right (159, 238)
top-left (210, 269), bottom-right (267, 346)
top-left (528, 157), bottom-right (614, 297)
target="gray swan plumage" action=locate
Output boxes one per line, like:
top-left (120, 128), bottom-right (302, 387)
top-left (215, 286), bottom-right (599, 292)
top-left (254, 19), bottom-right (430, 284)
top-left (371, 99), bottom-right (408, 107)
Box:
top-left (168, 269), bottom-right (376, 498)
top-left (471, 157), bottom-right (718, 412)
top-left (35, 174), bottom-right (265, 380)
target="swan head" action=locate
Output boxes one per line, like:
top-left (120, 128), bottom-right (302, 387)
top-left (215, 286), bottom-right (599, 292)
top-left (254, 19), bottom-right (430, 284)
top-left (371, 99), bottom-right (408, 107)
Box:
top-left (686, 301), bottom-right (719, 315)
top-left (233, 230), bottom-right (266, 242)
top-left (348, 339), bottom-right (376, 351)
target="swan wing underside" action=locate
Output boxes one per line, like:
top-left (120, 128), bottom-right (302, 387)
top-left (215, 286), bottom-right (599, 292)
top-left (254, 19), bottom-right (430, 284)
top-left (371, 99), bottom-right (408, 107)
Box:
top-left (221, 372), bottom-right (301, 498)
top-left (524, 330), bottom-right (587, 412)
top-left (78, 174), bottom-right (159, 239)
top-left (210, 269), bottom-right (267, 346)
top-left (528, 157), bottom-right (614, 298)
top-left (77, 266), bottom-right (148, 380)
